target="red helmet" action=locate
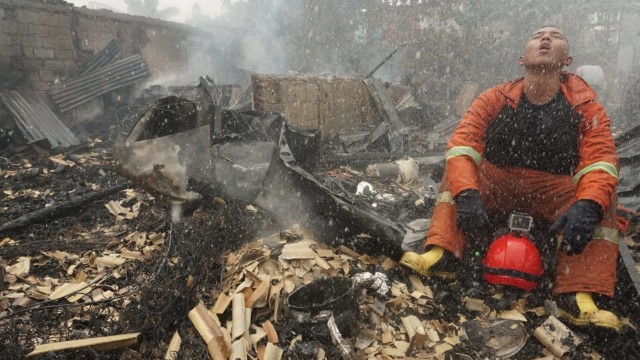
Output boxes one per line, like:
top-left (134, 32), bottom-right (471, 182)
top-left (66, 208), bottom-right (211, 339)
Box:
top-left (482, 233), bottom-right (544, 291)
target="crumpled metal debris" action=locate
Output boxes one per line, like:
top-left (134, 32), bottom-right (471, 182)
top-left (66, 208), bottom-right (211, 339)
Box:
top-left (353, 271), bottom-right (390, 299)
top-left (115, 92), bottom-right (407, 260)
top-left (460, 319), bottom-right (528, 358)
top-left (328, 314), bottom-right (355, 360)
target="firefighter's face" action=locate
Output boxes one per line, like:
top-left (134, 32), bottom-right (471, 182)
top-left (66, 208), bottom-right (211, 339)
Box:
top-left (519, 27), bottom-right (572, 69)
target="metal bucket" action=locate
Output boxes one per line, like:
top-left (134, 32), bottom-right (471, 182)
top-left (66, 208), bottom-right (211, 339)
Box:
top-left (286, 277), bottom-right (359, 340)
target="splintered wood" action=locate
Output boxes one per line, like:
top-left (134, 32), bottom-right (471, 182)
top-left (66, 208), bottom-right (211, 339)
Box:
top-left (0, 185), bottom-right (165, 353)
top-left (27, 333), bottom-right (140, 357)
top-left (534, 316), bottom-right (583, 358)
top-left (188, 301), bottom-right (230, 359)
top-left (210, 228), bottom-right (483, 360)
top-left (2, 211), bottom-right (571, 360)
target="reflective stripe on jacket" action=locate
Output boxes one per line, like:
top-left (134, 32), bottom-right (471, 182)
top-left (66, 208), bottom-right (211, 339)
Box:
top-left (445, 72), bottom-right (618, 211)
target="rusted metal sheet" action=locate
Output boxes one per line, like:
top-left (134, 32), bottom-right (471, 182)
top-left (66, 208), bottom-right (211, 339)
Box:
top-left (49, 55), bottom-right (150, 112)
top-left (0, 90), bottom-right (79, 148)
top-left (75, 39), bottom-right (121, 77)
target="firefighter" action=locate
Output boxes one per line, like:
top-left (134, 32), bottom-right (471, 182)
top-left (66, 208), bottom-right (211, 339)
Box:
top-left (400, 26), bottom-right (621, 330)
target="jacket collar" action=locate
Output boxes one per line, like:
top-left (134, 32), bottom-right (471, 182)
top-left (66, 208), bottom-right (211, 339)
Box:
top-left (497, 72), bottom-right (596, 108)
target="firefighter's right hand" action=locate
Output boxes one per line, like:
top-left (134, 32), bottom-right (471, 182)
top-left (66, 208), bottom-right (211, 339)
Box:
top-left (455, 189), bottom-right (491, 238)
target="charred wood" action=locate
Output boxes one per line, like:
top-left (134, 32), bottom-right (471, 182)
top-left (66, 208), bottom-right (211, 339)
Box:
top-left (0, 182), bottom-right (131, 234)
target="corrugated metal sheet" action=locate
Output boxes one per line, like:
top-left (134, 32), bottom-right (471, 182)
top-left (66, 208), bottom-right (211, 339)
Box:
top-left (75, 39), bottom-right (120, 77)
top-left (0, 91), bottom-right (80, 148)
top-left (455, 82), bottom-right (479, 117)
top-left (49, 55), bottom-right (150, 112)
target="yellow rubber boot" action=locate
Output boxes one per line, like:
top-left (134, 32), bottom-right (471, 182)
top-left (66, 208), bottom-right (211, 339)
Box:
top-left (399, 246), bottom-right (456, 278)
top-left (557, 292), bottom-right (621, 331)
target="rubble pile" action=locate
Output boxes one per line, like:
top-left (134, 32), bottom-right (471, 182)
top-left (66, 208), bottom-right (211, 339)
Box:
top-left (2, 154), bottom-right (640, 359)
top-left (211, 229), bottom-right (518, 359)
top-left (171, 224), bottom-right (640, 359)
top-left (1, 144), bottom-right (121, 223)
top-left (0, 149), bottom-right (168, 358)
top-left (1, 75), bottom-right (640, 359)
top-left (0, 160), bottom-right (276, 358)
top-left (315, 162), bottom-right (438, 230)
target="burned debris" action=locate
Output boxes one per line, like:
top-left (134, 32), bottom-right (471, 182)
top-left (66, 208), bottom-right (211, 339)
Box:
top-left (49, 54), bottom-right (150, 113)
top-left (2, 67), bottom-right (640, 360)
top-left (0, 37), bottom-right (149, 155)
top-left (2, 1), bottom-right (640, 359)
top-left (0, 91), bottom-right (79, 149)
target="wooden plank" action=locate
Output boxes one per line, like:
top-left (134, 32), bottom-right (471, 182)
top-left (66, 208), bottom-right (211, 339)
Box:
top-left (188, 302), bottom-right (229, 359)
top-left (246, 277), bottom-right (271, 308)
top-left (232, 293), bottom-right (246, 340)
top-left (264, 342), bottom-right (283, 360)
top-left (262, 320), bottom-right (279, 344)
top-left (280, 243), bottom-right (316, 260)
top-left (211, 292), bottom-right (232, 314)
top-left (533, 316), bottom-right (582, 358)
top-left (164, 331), bottom-right (181, 360)
top-left (27, 333), bottom-right (139, 357)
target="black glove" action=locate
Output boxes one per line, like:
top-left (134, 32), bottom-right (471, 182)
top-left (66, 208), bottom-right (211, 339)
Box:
top-left (549, 200), bottom-right (603, 255)
top-left (455, 189), bottom-right (491, 239)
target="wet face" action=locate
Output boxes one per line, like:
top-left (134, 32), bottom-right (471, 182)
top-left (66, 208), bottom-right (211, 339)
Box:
top-left (519, 27), bottom-right (572, 69)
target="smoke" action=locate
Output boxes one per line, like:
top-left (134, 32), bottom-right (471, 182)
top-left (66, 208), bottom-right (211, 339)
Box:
top-left (171, 202), bottom-right (183, 223)
top-left (254, 160), bottom-right (316, 233)
top-left (183, 1), bottom-right (293, 86)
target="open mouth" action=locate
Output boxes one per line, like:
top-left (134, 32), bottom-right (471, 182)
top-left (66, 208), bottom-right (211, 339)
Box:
top-left (539, 43), bottom-right (551, 51)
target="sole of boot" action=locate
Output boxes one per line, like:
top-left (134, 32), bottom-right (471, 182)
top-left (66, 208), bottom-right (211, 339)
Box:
top-left (557, 308), bottom-right (622, 332)
top-left (399, 258), bottom-right (458, 280)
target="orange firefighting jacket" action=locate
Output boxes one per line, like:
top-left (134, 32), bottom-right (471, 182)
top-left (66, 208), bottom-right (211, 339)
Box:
top-left (445, 73), bottom-right (619, 211)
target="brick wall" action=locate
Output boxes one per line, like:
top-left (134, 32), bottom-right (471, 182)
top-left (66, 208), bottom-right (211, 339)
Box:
top-left (73, 7), bottom-right (190, 78)
top-left (0, 0), bottom-right (193, 95)
top-left (252, 74), bottom-right (375, 139)
top-left (0, 1), bottom-right (76, 92)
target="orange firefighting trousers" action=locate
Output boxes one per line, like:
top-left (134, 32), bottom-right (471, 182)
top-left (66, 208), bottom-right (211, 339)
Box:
top-left (426, 161), bottom-right (619, 297)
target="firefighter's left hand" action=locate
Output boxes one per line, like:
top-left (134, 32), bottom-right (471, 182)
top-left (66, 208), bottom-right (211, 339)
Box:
top-left (549, 200), bottom-right (603, 255)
